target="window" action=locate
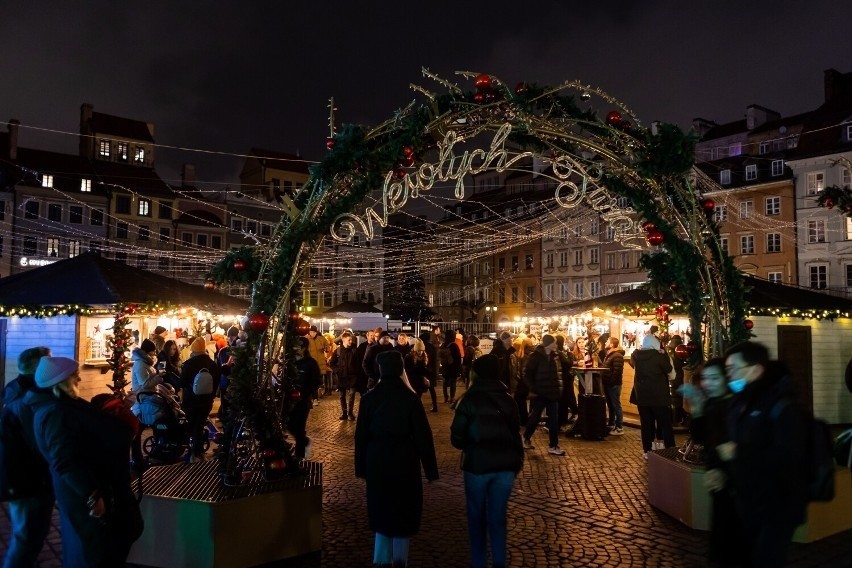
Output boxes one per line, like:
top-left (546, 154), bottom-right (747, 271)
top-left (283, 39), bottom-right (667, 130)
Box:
top-left (246, 221), bottom-right (258, 235)
top-left (116, 222), bottom-right (129, 239)
top-left (25, 200), bottom-right (39, 219)
top-left (80, 178), bottom-right (91, 192)
top-left (47, 238), bottom-right (59, 257)
top-left (809, 265), bottom-right (828, 289)
top-left (138, 226), bottom-right (150, 241)
top-left (590, 281), bottom-right (600, 297)
top-left (808, 220), bottom-right (826, 243)
top-left (745, 164), bottom-right (757, 181)
top-left (574, 282), bottom-right (584, 298)
top-left (182, 232), bottom-right (192, 245)
top-left (720, 170), bottom-right (731, 185)
top-left (787, 135), bottom-right (799, 149)
top-left (159, 227), bottom-right (170, 241)
top-left (526, 286), bottom-right (535, 303)
top-left (847, 217), bottom-right (852, 240)
top-left (606, 226), bottom-right (616, 241)
top-left (197, 234), bottom-right (208, 247)
top-left (559, 252), bottom-right (569, 267)
top-left (159, 257), bottom-right (170, 271)
top-left (545, 253), bottom-right (554, 269)
top-left (544, 283), bottom-right (554, 302)
top-left (620, 252), bottom-right (630, 269)
top-left (766, 233), bottom-right (781, 253)
top-left (41, 175), bottom-right (54, 188)
top-left (729, 142), bottom-right (742, 156)
top-left (606, 253), bottom-right (615, 270)
top-left (137, 255), bottom-right (149, 269)
top-left (115, 195), bottom-right (131, 214)
top-left (843, 168), bottom-right (852, 189)
top-left (89, 241), bottom-right (102, 254)
top-left (47, 204), bottom-right (62, 222)
top-left (323, 292), bottom-right (333, 307)
top-left (847, 264), bottom-right (852, 288)
top-left (740, 235), bottom-right (754, 255)
top-left (138, 199), bottom-right (151, 216)
top-left (525, 254), bottom-right (533, 270)
top-left (759, 141), bottom-right (769, 154)
top-left (589, 218), bottom-right (599, 235)
top-left (560, 283), bottom-right (569, 300)
top-left (739, 200), bottom-right (753, 219)
top-left (23, 236), bottom-right (37, 256)
top-left (511, 287), bottom-right (519, 303)
top-left (574, 250), bottom-right (583, 266)
top-left (134, 147), bottom-right (145, 163)
top-left (771, 160), bottom-right (784, 177)
top-left (260, 223), bottom-right (272, 237)
top-left (158, 201), bottom-right (172, 219)
top-left (511, 256), bottom-right (518, 271)
top-left (720, 237), bottom-right (728, 255)
top-left (90, 209), bottom-right (103, 226)
top-left (211, 235), bottom-right (222, 250)
top-left (231, 217), bottom-right (243, 232)
top-left (714, 204), bottom-right (728, 222)
top-left (498, 287), bottom-right (506, 304)
top-left (98, 140), bottom-right (110, 157)
top-left (117, 142), bottom-right (128, 162)
top-left (498, 257), bottom-right (505, 272)
top-left (589, 248), bottom-right (599, 264)
top-left (768, 272), bottom-right (782, 284)
top-left (765, 197), bottom-right (780, 215)
top-left (806, 172), bottom-right (825, 195)
top-left (66, 206), bottom-right (82, 224)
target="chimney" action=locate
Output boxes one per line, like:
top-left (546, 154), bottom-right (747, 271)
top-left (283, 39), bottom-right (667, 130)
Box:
top-left (79, 103), bottom-right (94, 158)
top-left (746, 105), bottom-right (780, 130)
top-left (823, 68), bottom-right (852, 103)
top-left (181, 163), bottom-right (196, 187)
top-left (690, 118), bottom-right (716, 138)
top-left (7, 119), bottom-right (19, 161)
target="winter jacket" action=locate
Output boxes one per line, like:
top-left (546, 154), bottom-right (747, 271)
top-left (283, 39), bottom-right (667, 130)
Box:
top-left (131, 348), bottom-right (162, 394)
top-left (395, 342), bottom-right (413, 359)
top-left (26, 389), bottom-right (143, 566)
top-left (2, 374), bottom-right (53, 500)
top-left (419, 332), bottom-right (439, 381)
top-left (524, 346), bottom-right (560, 401)
top-left (602, 348), bottom-right (625, 387)
top-left (441, 342), bottom-right (462, 381)
top-left (307, 334), bottom-right (330, 374)
top-left (725, 363), bottom-right (809, 528)
top-left (630, 348), bottom-right (672, 407)
top-left (355, 365), bottom-right (439, 537)
top-left (450, 371), bottom-right (524, 475)
top-left (363, 343), bottom-right (395, 382)
top-left (490, 340), bottom-right (518, 392)
top-left (156, 349), bottom-right (183, 388)
top-left (329, 344), bottom-right (358, 389)
top-left (179, 352), bottom-right (221, 408)
top-left (404, 354), bottom-right (433, 394)
top-left (353, 340), bottom-right (374, 392)
top-left (294, 355), bottom-right (322, 400)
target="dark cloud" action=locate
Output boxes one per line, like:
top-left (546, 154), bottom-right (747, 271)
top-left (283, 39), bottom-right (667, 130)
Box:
top-left (1, 1), bottom-right (849, 185)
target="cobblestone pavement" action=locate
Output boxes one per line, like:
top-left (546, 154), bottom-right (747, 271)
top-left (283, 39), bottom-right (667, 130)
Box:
top-left (2, 387), bottom-right (850, 567)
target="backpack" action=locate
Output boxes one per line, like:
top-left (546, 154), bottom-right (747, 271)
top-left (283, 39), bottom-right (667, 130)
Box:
top-left (193, 368), bottom-right (214, 395)
top-left (771, 399), bottom-right (835, 503)
top-left (0, 402), bottom-right (49, 501)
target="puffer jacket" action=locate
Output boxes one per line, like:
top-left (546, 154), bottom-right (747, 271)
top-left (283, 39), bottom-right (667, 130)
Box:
top-left (630, 348), bottom-right (672, 406)
top-left (523, 346), bottom-right (560, 400)
top-left (130, 348), bottom-right (162, 394)
top-left (602, 348), bottom-right (625, 387)
top-left (329, 344), bottom-right (358, 389)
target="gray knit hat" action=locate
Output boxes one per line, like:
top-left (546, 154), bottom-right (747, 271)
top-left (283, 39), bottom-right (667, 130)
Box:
top-left (35, 356), bottom-right (79, 388)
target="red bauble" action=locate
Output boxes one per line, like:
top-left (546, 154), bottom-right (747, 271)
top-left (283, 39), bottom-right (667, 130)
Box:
top-left (605, 110), bottom-right (622, 126)
top-left (646, 230), bottom-right (664, 246)
top-left (641, 221), bottom-right (656, 233)
top-left (204, 280), bottom-right (215, 290)
top-left (401, 155), bottom-right (415, 167)
top-left (290, 390), bottom-right (302, 400)
top-left (702, 199), bottom-right (716, 211)
top-left (515, 82), bottom-right (526, 95)
top-left (824, 199), bottom-right (834, 209)
top-left (402, 145), bottom-right (414, 157)
top-left (473, 91), bottom-right (485, 103)
top-left (248, 312), bottom-right (270, 332)
top-left (268, 459), bottom-right (287, 470)
top-left (261, 448), bottom-right (276, 458)
top-left (744, 319), bottom-right (754, 330)
top-left (295, 318), bottom-right (311, 336)
top-left (394, 168), bottom-right (407, 180)
top-left (474, 73), bottom-right (492, 89)
top-left (233, 259), bottom-right (246, 271)
top-left (674, 344), bottom-right (690, 360)
top-left (325, 137), bottom-right (335, 150)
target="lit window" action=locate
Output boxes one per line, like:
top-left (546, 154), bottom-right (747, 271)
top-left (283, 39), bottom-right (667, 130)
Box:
top-left (99, 140), bottom-right (110, 157)
top-left (68, 240), bottom-right (81, 258)
top-left (806, 172), bottom-right (825, 195)
top-left (745, 164), bottom-right (757, 181)
top-left (42, 175), bottom-right (54, 188)
top-left (739, 201), bottom-right (754, 219)
top-left (80, 178), bottom-right (91, 192)
top-left (771, 160), bottom-right (784, 177)
top-left (720, 170), bottom-right (731, 185)
top-left (808, 220), bottom-right (826, 243)
top-left (47, 238), bottom-right (60, 257)
top-left (740, 235), bottom-right (754, 255)
top-left (809, 265), bottom-right (828, 289)
top-left (138, 199), bottom-right (151, 216)
top-left (842, 168), bottom-right (852, 189)
top-left (134, 147), bottom-right (145, 163)
top-left (117, 142), bottom-right (128, 162)
top-left (766, 233), bottom-right (781, 253)
top-left (714, 205), bottom-right (728, 222)
top-left (765, 197), bottom-right (780, 215)
top-left (768, 272), bottom-right (782, 284)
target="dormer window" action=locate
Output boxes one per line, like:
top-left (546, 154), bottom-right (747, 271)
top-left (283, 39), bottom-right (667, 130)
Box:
top-left (720, 169), bottom-right (731, 185)
top-left (759, 141), bottom-right (769, 154)
top-left (117, 142), bottom-right (129, 162)
top-left (846, 123), bottom-right (852, 143)
top-left (41, 174), bottom-right (54, 188)
top-left (745, 164), bottom-right (758, 181)
top-left (134, 147), bottom-right (145, 163)
top-left (98, 140), bottom-right (110, 157)
top-left (771, 160), bottom-right (784, 177)
top-left (81, 178), bottom-right (91, 192)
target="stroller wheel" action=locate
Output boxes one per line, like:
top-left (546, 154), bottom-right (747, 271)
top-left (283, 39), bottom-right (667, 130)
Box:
top-left (142, 435), bottom-right (155, 456)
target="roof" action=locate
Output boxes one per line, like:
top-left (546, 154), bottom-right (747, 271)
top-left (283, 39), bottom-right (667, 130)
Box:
top-left (699, 119), bottom-right (748, 142)
top-left (9, 148), bottom-right (111, 196)
top-left (89, 111), bottom-right (154, 142)
top-left (0, 252), bottom-right (248, 313)
top-left (561, 276), bottom-right (852, 316)
top-left (249, 148), bottom-right (310, 175)
top-left (325, 301), bottom-right (383, 314)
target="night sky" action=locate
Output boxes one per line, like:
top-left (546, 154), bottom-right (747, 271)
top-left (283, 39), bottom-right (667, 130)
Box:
top-left (2, 2), bottom-right (849, 187)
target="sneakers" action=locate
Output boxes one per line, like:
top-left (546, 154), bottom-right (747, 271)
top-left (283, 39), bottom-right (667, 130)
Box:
top-left (652, 440), bottom-right (664, 450)
top-left (610, 427), bottom-right (624, 436)
top-left (348, 413), bottom-right (356, 421)
top-left (643, 452), bottom-right (649, 461)
top-left (522, 439), bottom-right (535, 450)
top-left (548, 446), bottom-right (566, 456)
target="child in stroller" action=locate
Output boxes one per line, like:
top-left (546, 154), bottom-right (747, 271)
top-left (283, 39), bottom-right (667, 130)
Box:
top-left (132, 384), bottom-right (217, 463)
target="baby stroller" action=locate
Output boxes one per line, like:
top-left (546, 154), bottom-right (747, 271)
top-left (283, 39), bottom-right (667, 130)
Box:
top-left (133, 384), bottom-right (214, 464)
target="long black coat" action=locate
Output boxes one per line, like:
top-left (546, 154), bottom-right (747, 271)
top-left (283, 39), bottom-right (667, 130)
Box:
top-left (26, 389), bottom-right (142, 566)
top-left (354, 372), bottom-right (439, 537)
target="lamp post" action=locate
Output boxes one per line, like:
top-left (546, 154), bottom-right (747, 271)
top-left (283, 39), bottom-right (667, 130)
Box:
top-left (384, 314), bottom-right (390, 331)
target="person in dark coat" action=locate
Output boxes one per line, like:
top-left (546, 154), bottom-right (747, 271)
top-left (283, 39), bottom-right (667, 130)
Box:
top-left (179, 337), bottom-right (221, 462)
top-left (631, 335), bottom-right (675, 457)
top-left (418, 331), bottom-right (440, 412)
top-left (522, 335), bottom-right (565, 456)
top-left (680, 357), bottom-right (748, 566)
top-left (554, 335), bottom-right (578, 430)
top-left (450, 354), bottom-right (524, 568)
top-left (394, 333), bottom-right (413, 359)
top-left (290, 336), bottom-right (321, 457)
top-left (440, 334), bottom-right (462, 405)
top-left (404, 338), bottom-right (433, 398)
top-left (363, 331), bottom-right (395, 389)
top-left (355, 350), bottom-right (439, 568)
top-left (26, 357), bottom-right (143, 567)
top-left (329, 331), bottom-right (358, 420)
top-left (354, 330), bottom-right (377, 395)
top-left (667, 334), bottom-right (688, 425)
top-left (156, 339), bottom-right (183, 390)
top-left (1, 346), bottom-right (54, 568)
top-left (719, 342), bottom-right (808, 567)
top-left (601, 336), bottom-right (625, 435)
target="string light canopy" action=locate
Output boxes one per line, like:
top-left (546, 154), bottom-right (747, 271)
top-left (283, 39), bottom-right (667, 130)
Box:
top-left (210, 68), bottom-right (750, 483)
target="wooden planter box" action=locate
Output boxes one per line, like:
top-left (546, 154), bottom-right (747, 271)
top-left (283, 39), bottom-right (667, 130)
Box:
top-left (127, 460), bottom-right (322, 568)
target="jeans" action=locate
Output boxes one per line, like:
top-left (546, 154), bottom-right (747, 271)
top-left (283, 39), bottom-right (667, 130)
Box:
top-left (4, 492), bottom-right (54, 568)
top-left (524, 397), bottom-right (559, 448)
top-left (604, 384), bottom-right (623, 429)
top-left (373, 532), bottom-right (410, 566)
top-left (340, 387), bottom-right (356, 416)
top-left (464, 470), bottom-right (514, 568)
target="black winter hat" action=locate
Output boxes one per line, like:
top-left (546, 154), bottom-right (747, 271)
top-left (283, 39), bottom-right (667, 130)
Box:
top-left (141, 339), bottom-right (157, 353)
top-left (472, 354), bottom-right (498, 379)
top-left (376, 350), bottom-right (404, 378)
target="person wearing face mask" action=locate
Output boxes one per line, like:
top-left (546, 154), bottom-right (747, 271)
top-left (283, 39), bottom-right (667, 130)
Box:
top-left (717, 341), bottom-right (808, 568)
top-left (521, 334), bottom-right (566, 456)
top-left (680, 358), bottom-right (747, 567)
